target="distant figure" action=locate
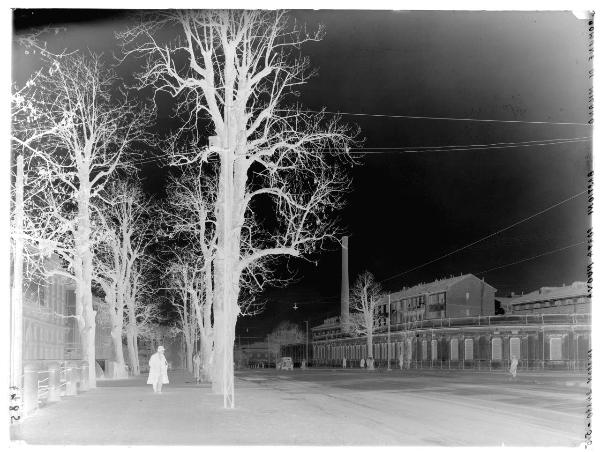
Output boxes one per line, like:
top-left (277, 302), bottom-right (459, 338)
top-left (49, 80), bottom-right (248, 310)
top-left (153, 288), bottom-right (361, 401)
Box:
top-left (193, 353), bottom-right (201, 383)
top-left (342, 357), bottom-right (347, 368)
top-left (510, 355), bottom-right (519, 378)
top-left (360, 358), bottom-right (365, 368)
top-left (399, 352), bottom-right (404, 370)
top-left (301, 359), bottom-right (307, 369)
top-left (147, 345), bottom-right (169, 393)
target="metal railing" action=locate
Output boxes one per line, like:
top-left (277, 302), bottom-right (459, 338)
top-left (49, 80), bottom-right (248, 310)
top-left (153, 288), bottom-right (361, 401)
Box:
top-left (18, 360), bottom-right (90, 421)
top-left (312, 313), bottom-right (591, 341)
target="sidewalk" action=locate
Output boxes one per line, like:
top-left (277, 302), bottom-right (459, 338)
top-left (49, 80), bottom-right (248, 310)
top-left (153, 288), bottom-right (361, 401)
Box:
top-left (11, 370), bottom-right (380, 445)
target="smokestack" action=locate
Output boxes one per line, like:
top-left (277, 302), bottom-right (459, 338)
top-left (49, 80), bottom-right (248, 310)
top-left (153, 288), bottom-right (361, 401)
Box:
top-left (341, 236), bottom-right (350, 332)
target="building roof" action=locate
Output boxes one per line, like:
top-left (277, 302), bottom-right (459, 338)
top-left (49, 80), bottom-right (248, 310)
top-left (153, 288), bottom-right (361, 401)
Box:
top-left (311, 316), bottom-right (341, 331)
top-left (500, 282), bottom-right (589, 306)
top-left (385, 273), bottom-right (494, 302)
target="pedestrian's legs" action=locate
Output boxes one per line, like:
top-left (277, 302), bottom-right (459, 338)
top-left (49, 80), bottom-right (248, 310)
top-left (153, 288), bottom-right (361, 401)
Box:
top-left (152, 382), bottom-right (157, 393)
top-left (157, 382), bottom-right (163, 393)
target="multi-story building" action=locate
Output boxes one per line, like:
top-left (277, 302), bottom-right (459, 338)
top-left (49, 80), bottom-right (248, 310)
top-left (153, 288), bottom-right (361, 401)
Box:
top-left (376, 274), bottom-right (496, 326)
top-left (20, 253), bottom-right (113, 376)
top-left (22, 256), bottom-right (74, 364)
top-left (497, 282), bottom-right (590, 315)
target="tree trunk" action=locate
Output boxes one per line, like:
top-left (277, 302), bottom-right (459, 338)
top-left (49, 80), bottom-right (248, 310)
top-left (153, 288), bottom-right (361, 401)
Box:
top-left (185, 334), bottom-right (193, 374)
top-left (199, 331), bottom-right (213, 382)
top-left (367, 330), bottom-right (374, 370)
top-left (132, 332), bottom-right (140, 375)
top-left (79, 258), bottom-right (97, 387)
top-left (76, 173), bottom-right (97, 388)
top-left (110, 326), bottom-right (128, 378)
top-left (211, 70), bottom-right (249, 408)
top-left (126, 324), bottom-right (140, 376)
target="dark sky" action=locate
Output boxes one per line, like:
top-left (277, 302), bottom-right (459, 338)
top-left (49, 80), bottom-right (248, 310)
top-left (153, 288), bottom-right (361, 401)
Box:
top-left (13, 10), bottom-right (593, 337)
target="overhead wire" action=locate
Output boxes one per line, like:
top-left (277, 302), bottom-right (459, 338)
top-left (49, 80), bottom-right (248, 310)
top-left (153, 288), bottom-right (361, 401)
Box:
top-left (475, 241), bottom-right (587, 276)
top-left (131, 136), bottom-right (590, 165)
top-left (381, 190), bottom-right (587, 283)
top-left (294, 109), bottom-right (592, 126)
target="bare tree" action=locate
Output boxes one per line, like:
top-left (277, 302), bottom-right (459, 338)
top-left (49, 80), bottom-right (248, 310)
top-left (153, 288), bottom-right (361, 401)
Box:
top-left (94, 179), bottom-right (154, 378)
top-left (123, 257), bottom-right (160, 375)
top-left (12, 48), bottom-right (153, 387)
top-left (161, 166), bottom-right (218, 381)
top-left (119, 10), bottom-right (357, 407)
top-left (164, 253), bottom-right (203, 374)
top-left (349, 271), bottom-right (385, 370)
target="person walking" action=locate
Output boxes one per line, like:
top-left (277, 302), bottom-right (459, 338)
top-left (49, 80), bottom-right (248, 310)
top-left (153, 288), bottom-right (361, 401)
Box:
top-left (360, 358), bottom-right (365, 368)
top-left (510, 355), bottom-right (519, 378)
top-left (342, 356), bottom-right (347, 369)
top-left (147, 345), bottom-right (169, 393)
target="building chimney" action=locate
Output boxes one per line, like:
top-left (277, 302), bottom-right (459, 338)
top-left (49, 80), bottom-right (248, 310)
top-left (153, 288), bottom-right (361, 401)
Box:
top-left (341, 236), bottom-right (350, 332)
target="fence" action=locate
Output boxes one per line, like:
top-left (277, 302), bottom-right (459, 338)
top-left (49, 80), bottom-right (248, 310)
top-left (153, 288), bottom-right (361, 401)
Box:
top-left (20, 360), bottom-right (90, 420)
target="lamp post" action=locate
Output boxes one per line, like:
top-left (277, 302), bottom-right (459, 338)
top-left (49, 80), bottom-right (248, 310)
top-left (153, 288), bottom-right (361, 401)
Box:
top-left (303, 321), bottom-right (309, 365)
top-left (387, 294), bottom-right (392, 371)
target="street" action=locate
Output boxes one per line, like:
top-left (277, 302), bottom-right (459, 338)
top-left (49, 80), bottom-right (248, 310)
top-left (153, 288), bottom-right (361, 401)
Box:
top-left (11, 368), bottom-right (588, 446)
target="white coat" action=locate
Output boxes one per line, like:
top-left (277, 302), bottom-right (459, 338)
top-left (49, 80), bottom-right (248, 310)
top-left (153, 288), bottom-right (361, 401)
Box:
top-left (147, 352), bottom-right (169, 385)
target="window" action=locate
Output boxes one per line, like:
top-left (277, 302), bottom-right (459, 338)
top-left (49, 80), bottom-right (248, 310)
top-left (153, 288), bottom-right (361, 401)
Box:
top-left (465, 338), bottom-right (474, 360)
top-left (422, 340), bottom-right (427, 360)
top-left (550, 337), bottom-right (562, 360)
top-left (431, 340), bottom-right (437, 360)
top-left (509, 337), bottom-right (521, 360)
top-left (450, 339), bottom-right (458, 361)
top-left (491, 337), bottom-right (502, 361)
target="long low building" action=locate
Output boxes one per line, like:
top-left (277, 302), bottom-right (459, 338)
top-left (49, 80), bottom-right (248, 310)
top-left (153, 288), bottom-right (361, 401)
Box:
top-left (311, 313), bottom-right (590, 370)
top-left (310, 274), bottom-right (591, 370)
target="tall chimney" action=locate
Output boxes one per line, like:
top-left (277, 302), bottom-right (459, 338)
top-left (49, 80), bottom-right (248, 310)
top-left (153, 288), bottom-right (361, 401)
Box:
top-left (341, 236), bottom-right (350, 332)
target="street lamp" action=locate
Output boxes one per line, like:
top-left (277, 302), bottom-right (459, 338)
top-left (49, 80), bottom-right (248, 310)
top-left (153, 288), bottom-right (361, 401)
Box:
top-left (387, 294), bottom-right (392, 371)
top-left (303, 320), bottom-right (309, 366)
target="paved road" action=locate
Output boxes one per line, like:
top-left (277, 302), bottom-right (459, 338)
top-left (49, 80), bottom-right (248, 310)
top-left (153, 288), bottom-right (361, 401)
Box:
top-left (10, 368), bottom-right (589, 446)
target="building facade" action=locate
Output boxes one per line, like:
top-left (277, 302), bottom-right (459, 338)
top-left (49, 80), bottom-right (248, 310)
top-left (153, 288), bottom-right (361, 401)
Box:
top-left (22, 259), bottom-right (73, 364)
top-left (311, 275), bottom-right (590, 371)
top-left (20, 254), bottom-right (113, 376)
top-left (377, 274), bottom-right (496, 326)
top-left (498, 281), bottom-right (590, 315)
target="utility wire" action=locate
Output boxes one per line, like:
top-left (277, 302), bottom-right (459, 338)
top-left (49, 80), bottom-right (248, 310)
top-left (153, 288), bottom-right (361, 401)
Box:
top-left (296, 109), bottom-right (592, 126)
top-left (355, 138), bottom-right (589, 154)
top-left (381, 190), bottom-right (587, 283)
top-left (133, 136), bottom-right (590, 165)
top-left (475, 241), bottom-right (586, 275)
